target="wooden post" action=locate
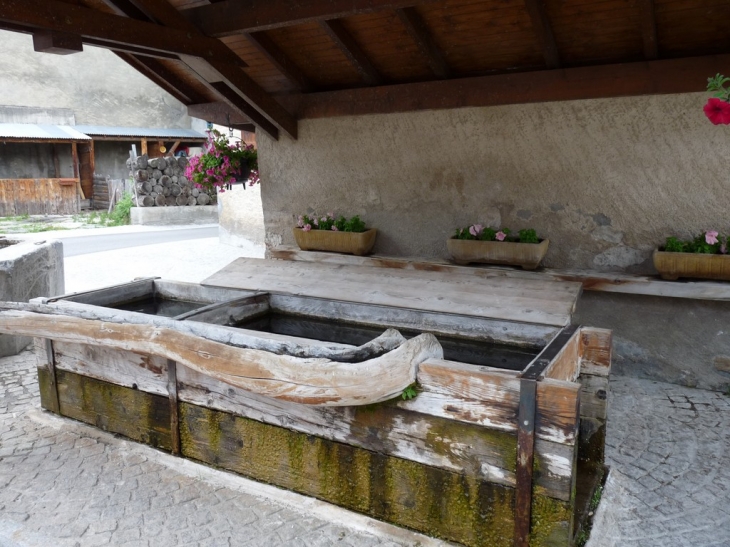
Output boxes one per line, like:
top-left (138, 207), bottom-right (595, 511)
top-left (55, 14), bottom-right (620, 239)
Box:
top-left (168, 140), bottom-right (181, 156)
top-left (141, 138), bottom-right (148, 156)
top-left (70, 142), bottom-right (85, 200)
top-left (43, 339), bottom-right (61, 414)
top-left (167, 359), bottom-right (181, 455)
top-left (52, 144), bottom-right (60, 178)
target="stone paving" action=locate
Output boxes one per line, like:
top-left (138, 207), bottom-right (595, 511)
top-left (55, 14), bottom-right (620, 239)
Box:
top-left (0, 348), bottom-right (444, 547)
top-left (3, 345), bottom-right (730, 546)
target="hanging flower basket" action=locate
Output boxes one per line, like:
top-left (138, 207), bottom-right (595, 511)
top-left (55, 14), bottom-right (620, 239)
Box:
top-left (185, 129), bottom-right (259, 193)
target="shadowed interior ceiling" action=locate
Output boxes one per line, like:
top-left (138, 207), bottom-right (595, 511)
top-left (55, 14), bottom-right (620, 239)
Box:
top-left (0, 0), bottom-right (727, 140)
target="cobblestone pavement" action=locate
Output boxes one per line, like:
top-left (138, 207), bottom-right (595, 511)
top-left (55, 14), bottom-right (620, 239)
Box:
top-left (4, 347), bottom-right (730, 547)
top-left (588, 376), bottom-right (730, 547)
top-left (0, 349), bottom-right (444, 547)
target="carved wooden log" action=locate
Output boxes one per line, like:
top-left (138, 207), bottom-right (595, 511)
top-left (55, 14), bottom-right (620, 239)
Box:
top-left (153, 184), bottom-right (163, 194)
top-left (175, 195), bottom-right (187, 206)
top-left (197, 193), bottom-right (210, 205)
top-left (191, 188), bottom-right (200, 198)
top-left (136, 181), bottom-right (152, 194)
top-left (134, 169), bottom-right (148, 182)
top-left (152, 169), bottom-right (162, 180)
top-left (171, 176), bottom-right (178, 184)
top-left (155, 194), bottom-right (167, 207)
top-left (164, 167), bottom-right (174, 176)
top-left (177, 156), bottom-right (188, 168)
top-left (150, 191), bottom-right (158, 198)
top-left (162, 186), bottom-right (171, 196)
top-left (136, 155), bottom-right (148, 169)
top-left (0, 306), bottom-right (436, 405)
top-left (159, 175), bottom-right (171, 186)
top-left (170, 184), bottom-right (182, 197)
top-left (187, 196), bottom-right (197, 206)
top-left (179, 176), bottom-right (189, 185)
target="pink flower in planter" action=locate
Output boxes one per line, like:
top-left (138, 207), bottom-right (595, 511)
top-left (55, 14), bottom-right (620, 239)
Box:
top-left (297, 215), bottom-right (304, 228)
top-left (327, 212), bottom-right (334, 219)
top-left (496, 231), bottom-right (507, 241)
top-left (705, 230), bottom-right (719, 245)
top-left (331, 226), bottom-right (339, 231)
top-left (469, 224), bottom-right (484, 237)
top-left (302, 224), bottom-right (312, 232)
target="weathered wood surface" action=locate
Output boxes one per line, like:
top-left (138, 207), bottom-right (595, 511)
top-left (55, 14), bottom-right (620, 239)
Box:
top-left (47, 278), bottom-right (157, 307)
top-left (0, 178), bottom-right (79, 216)
top-left (202, 258), bottom-right (582, 327)
top-left (176, 365), bottom-right (575, 501)
top-left (269, 293), bottom-right (557, 347)
top-left (542, 328), bottom-right (582, 382)
top-left (30, 298), bottom-right (404, 362)
top-left (271, 246), bottom-right (730, 302)
top-left (0, 306), bottom-right (437, 405)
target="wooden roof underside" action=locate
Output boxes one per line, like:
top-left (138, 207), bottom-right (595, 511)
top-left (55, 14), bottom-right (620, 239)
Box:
top-left (1, 0), bottom-right (728, 140)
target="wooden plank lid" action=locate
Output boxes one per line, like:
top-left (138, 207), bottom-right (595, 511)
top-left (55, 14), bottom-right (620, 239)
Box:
top-left (202, 258), bottom-right (582, 327)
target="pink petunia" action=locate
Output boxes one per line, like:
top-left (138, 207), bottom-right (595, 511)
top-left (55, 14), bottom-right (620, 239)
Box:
top-left (496, 231), bottom-right (506, 241)
top-left (469, 224), bottom-right (484, 237)
top-left (327, 212), bottom-right (334, 219)
top-left (705, 230), bottom-right (719, 245)
top-left (704, 98), bottom-right (730, 125)
top-left (302, 224), bottom-right (312, 232)
top-left (297, 215), bottom-right (304, 228)
top-left (331, 226), bottom-right (339, 231)
top-left (313, 218), bottom-right (319, 226)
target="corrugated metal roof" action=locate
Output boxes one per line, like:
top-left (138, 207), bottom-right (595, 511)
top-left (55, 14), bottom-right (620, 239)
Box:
top-left (74, 125), bottom-right (207, 140)
top-left (0, 124), bottom-right (91, 141)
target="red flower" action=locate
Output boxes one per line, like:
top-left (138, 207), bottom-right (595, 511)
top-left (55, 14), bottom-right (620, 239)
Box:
top-left (703, 98), bottom-right (730, 125)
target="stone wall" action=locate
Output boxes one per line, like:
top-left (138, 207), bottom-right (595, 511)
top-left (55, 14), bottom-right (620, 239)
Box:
top-left (259, 92), bottom-right (728, 273)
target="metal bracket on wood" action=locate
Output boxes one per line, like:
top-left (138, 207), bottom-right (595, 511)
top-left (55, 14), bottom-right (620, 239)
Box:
top-left (167, 359), bottom-right (181, 456)
top-left (43, 339), bottom-right (61, 414)
top-left (514, 324), bottom-right (579, 547)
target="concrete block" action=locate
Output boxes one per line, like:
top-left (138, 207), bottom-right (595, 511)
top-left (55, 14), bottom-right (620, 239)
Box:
top-left (0, 237), bottom-right (64, 356)
top-left (130, 205), bottom-right (218, 226)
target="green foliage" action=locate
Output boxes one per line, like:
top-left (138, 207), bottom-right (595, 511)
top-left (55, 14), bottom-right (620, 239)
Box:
top-left (107, 192), bottom-right (133, 226)
top-left (518, 228), bottom-right (539, 243)
top-left (707, 73), bottom-right (730, 101)
top-left (188, 129), bottom-right (259, 193)
top-left (0, 214), bottom-right (30, 222)
top-left (663, 232), bottom-right (726, 254)
top-left (298, 213), bottom-right (368, 233)
top-left (24, 224), bottom-right (70, 233)
top-left (401, 383), bottom-right (418, 400)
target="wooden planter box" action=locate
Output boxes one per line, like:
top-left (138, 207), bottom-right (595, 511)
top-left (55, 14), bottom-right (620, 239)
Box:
top-left (1, 265), bottom-right (610, 547)
top-left (293, 227), bottom-right (377, 255)
top-left (447, 238), bottom-right (550, 270)
top-left (653, 250), bottom-right (730, 281)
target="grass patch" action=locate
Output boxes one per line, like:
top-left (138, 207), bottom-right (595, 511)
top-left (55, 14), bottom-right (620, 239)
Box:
top-left (24, 224), bottom-right (71, 233)
top-left (76, 193), bottom-right (133, 227)
top-left (0, 214), bottom-right (30, 222)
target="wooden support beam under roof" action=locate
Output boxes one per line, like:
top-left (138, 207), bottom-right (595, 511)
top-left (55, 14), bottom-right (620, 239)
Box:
top-left (522, 0), bottom-right (560, 69)
top-left (395, 7), bottom-right (449, 79)
top-left (100, 0), bottom-right (297, 139)
top-left (319, 19), bottom-right (382, 86)
top-left (638, 0), bottom-right (659, 60)
top-left (280, 54), bottom-right (726, 119)
top-left (244, 31), bottom-right (314, 93)
top-left (32, 30), bottom-right (84, 55)
top-left (116, 53), bottom-right (208, 104)
top-left (0, 0), bottom-right (238, 61)
top-left (185, 0), bottom-right (438, 38)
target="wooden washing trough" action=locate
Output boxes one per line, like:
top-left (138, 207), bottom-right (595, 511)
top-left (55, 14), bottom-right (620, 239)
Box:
top-left (0, 259), bottom-right (611, 547)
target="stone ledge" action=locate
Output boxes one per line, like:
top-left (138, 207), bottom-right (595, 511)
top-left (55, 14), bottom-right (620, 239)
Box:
top-left (130, 205), bottom-right (218, 226)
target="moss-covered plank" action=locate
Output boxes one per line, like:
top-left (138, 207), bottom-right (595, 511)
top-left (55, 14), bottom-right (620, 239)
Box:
top-left (180, 402), bottom-right (572, 547)
top-left (56, 369), bottom-right (172, 451)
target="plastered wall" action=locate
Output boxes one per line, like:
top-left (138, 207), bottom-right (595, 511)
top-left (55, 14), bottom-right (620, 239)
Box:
top-left (258, 92), bottom-right (728, 273)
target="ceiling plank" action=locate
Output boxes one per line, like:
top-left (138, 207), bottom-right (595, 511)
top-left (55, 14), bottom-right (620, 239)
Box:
top-left (395, 7), bottom-right (449, 79)
top-left (102, 0), bottom-right (297, 139)
top-left (245, 31), bottom-right (314, 93)
top-left (0, 0), bottom-right (234, 60)
top-left (522, 0), bottom-right (560, 69)
top-left (115, 53), bottom-right (208, 104)
top-left (637, 0), bottom-right (658, 60)
top-left (186, 0), bottom-right (438, 38)
top-left (319, 19), bottom-right (382, 86)
top-left (279, 54), bottom-right (728, 119)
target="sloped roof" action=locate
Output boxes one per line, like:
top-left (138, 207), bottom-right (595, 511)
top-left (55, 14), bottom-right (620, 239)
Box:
top-left (0, 124), bottom-right (91, 141)
top-left (74, 125), bottom-right (207, 140)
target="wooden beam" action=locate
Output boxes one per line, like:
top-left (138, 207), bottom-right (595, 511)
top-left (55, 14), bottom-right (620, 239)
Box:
top-left (186, 0), bottom-right (437, 37)
top-left (319, 19), bottom-right (382, 86)
top-left (187, 101), bottom-right (253, 126)
top-left (115, 52), bottom-right (208, 104)
top-left (395, 7), bottom-right (449, 79)
top-left (280, 54), bottom-right (728, 119)
top-left (210, 82), bottom-right (279, 140)
top-left (104, 0), bottom-right (296, 139)
top-left (522, 0), bottom-right (560, 69)
top-left (245, 31), bottom-right (314, 92)
top-left (638, 0), bottom-right (659, 60)
top-left (141, 138), bottom-right (148, 156)
top-left (32, 30), bottom-right (83, 55)
top-left (0, 0), bottom-right (238, 61)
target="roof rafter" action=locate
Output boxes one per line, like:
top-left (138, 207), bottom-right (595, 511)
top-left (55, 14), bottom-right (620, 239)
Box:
top-left (522, 0), bottom-right (560, 69)
top-left (244, 32), bottom-right (314, 93)
top-left (115, 53), bottom-right (208, 104)
top-left (279, 54), bottom-right (730, 119)
top-left (638, 0), bottom-right (659, 60)
top-left (320, 19), bottom-right (382, 86)
top-left (186, 0), bottom-right (438, 38)
top-left (99, 0), bottom-right (297, 139)
top-left (395, 7), bottom-right (450, 79)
